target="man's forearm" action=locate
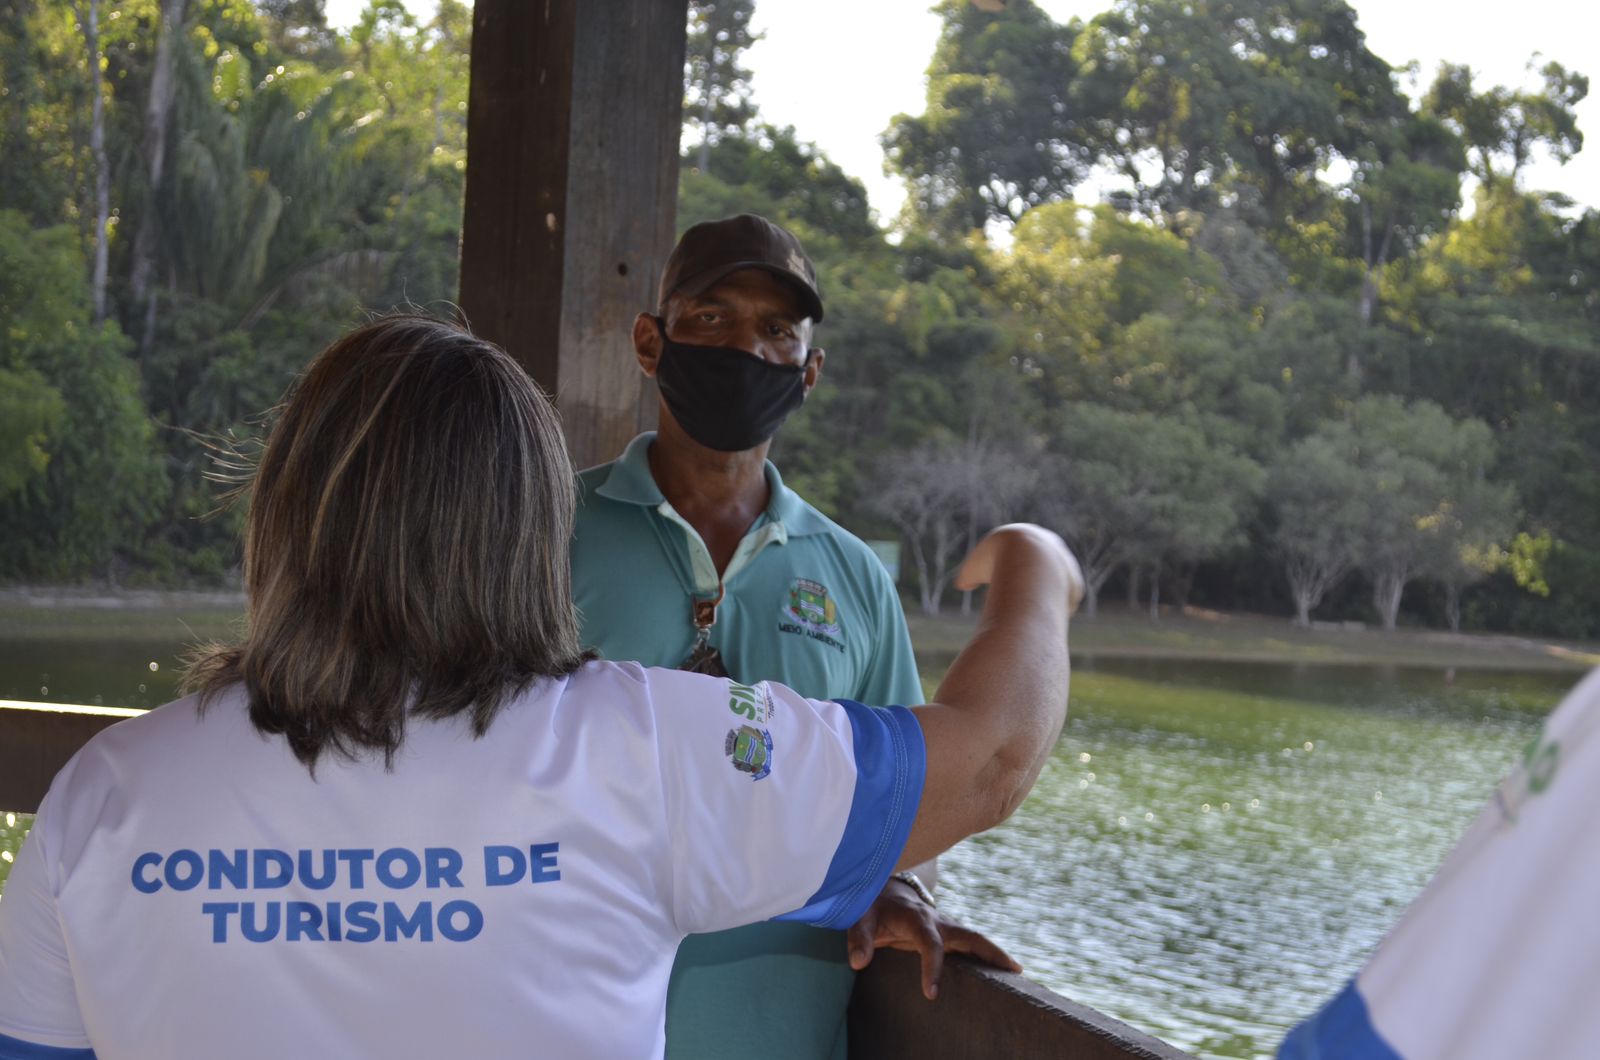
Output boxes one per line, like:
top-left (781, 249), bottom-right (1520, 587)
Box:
top-left (899, 526), bottom-right (1080, 868)
top-left (936, 530), bottom-right (1074, 808)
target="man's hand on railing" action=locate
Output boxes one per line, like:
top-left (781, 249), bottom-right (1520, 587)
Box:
top-left (846, 878), bottom-right (1022, 1000)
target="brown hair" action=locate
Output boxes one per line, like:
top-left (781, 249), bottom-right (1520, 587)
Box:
top-left (184, 314), bottom-right (591, 768)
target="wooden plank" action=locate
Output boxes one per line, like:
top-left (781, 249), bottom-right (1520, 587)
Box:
top-left (558, 0), bottom-right (686, 468)
top-left (460, 0), bottom-right (688, 470)
top-left (849, 950), bottom-right (1196, 1059)
top-left (458, 0), bottom-right (576, 392)
top-left (0, 702), bottom-right (142, 812)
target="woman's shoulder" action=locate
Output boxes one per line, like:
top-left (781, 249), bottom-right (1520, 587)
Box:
top-left (557, 659), bottom-right (743, 717)
top-left (74, 688), bottom-right (237, 766)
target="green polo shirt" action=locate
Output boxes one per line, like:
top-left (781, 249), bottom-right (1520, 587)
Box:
top-left (571, 432), bottom-right (923, 1060)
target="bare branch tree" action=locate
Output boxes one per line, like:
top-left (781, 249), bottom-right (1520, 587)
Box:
top-left (865, 438), bottom-right (1037, 615)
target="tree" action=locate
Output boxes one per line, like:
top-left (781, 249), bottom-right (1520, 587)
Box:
top-left (126, 0), bottom-right (189, 354)
top-left (1421, 477), bottom-right (1519, 632)
top-left (1037, 404), bottom-right (1261, 618)
top-left (952, 363), bottom-right (1040, 613)
top-left (683, 0), bottom-right (759, 175)
top-left (1361, 444), bottom-right (1447, 632)
top-left (884, 0), bottom-right (1086, 234)
top-left (1072, 0), bottom-right (1399, 226)
top-left (257, 0), bottom-right (336, 60)
top-left (0, 366), bottom-right (65, 501)
top-left (1344, 112), bottom-right (1465, 331)
top-left (0, 212), bottom-right (167, 581)
top-left (678, 124), bottom-right (877, 245)
top-left (1031, 450), bottom-right (1123, 618)
top-left (1266, 424), bottom-right (1368, 627)
top-left (1351, 395), bottom-right (1504, 632)
top-left (0, 0), bottom-right (89, 225)
top-left (864, 438), bottom-right (1036, 615)
top-left (1424, 60), bottom-right (1588, 191)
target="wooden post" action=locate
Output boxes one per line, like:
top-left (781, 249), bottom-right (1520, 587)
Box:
top-left (460, 0), bottom-right (687, 470)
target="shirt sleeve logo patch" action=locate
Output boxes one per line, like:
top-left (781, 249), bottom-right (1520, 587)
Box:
top-left (725, 724), bottom-right (774, 781)
top-left (727, 680), bottom-right (771, 723)
top-left (780, 578), bottom-right (846, 652)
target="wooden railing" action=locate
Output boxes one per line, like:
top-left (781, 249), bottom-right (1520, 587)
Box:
top-left (0, 700), bottom-right (139, 811)
top-left (851, 949), bottom-right (1194, 1058)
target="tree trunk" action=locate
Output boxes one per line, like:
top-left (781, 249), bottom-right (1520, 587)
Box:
top-left (918, 567), bottom-right (937, 616)
top-left (1373, 568), bottom-right (1406, 632)
top-left (904, 531), bottom-right (934, 617)
top-left (919, 522), bottom-right (952, 616)
top-left (1357, 268), bottom-right (1378, 329)
top-left (1354, 202), bottom-right (1395, 380)
top-left (128, 0), bottom-right (188, 355)
top-left (958, 511), bottom-right (977, 616)
top-left (1444, 582), bottom-right (1462, 633)
top-left (1125, 566), bottom-right (1140, 610)
top-left (1293, 586), bottom-right (1314, 628)
top-left (1286, 559), bottom-right (1340, 628)
top-left (697, 91), bottom-right (712, 173)
top-left (1357, 199), bottom-right (1375, 331)
top-left (78, 0), bottom-right (110, 324)
top-left (1171, 565), bottom-right (1194, 610)
top-left (1083, 561), bottom-right (1118, 620)
top-left (926, 562), bottom-right (951, 616)
top-left (1148, 571), bottom-right (1160, 621)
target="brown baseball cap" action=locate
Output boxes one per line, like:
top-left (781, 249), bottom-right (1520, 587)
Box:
top-left (658, 213), bottom-right (824, 323)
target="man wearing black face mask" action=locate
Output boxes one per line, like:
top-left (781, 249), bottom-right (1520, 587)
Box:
top-left (570, 215), bottom-right (1019, 1058)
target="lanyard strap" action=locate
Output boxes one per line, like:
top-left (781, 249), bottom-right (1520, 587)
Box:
top-left (691, 581), bottom-right (725, 649)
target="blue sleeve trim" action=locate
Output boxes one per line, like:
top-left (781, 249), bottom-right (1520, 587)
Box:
top-left (775, 701), bottom-right (926, 930)
top-left (1279, 980), bottom-right (1404, 1060)
top-left (0, 1033), bottom-right (96, 1060)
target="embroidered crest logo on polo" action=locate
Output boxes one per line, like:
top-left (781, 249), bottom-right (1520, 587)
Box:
top-left (778, 577), bottom-right (847, 653)
top-left (653, 317), bottom-right (812, 452)
top-left (784, 578), bottom-right (840, 636)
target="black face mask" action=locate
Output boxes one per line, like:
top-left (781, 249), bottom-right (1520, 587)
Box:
top-left (653, 317), bottom-right (812, 452)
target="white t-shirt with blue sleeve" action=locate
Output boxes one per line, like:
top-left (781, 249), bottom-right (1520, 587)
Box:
top-left (1279, 667), bottom-right (1600, 1060)
top-left (0, 660), bottom-right (925, 1060)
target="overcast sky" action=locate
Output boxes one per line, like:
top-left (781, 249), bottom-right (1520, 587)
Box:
top-left (325, 0), bottom-right (1598, 224)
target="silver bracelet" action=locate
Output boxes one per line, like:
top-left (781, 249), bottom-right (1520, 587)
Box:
top-left (890, 870), bottom-right (936, 907)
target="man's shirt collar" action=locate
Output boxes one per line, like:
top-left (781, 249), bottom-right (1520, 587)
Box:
top-left (594, 432), bottom-right (664, 506)
top-left (594, 432), bottom-right (827, 537)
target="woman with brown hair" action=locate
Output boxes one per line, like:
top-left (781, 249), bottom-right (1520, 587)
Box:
top-left (0, 314), bottom-right (1081, 1060)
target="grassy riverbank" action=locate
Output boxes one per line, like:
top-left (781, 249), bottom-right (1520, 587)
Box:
top-left (908, 603), bottom-right (1600, 673)
top-left (0, 593), bottom-right (244, 643)
top-left (3, 593), bottom-right (1597, 672)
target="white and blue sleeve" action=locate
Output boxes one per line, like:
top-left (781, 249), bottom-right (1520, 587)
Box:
top-left (650, 670), bottom-right (924, 937)
top-left (1280, 669), bottom-right (1600, 1060)
top-left (0, 790), bottom-right (97, 1060)
top-left (770, 698), bottom-right (923, 930)
top-left (1278, 982), bottom-right (1404, 1060)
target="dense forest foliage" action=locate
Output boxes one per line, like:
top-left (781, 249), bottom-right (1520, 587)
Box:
top-left (1, 0), bottom-right (1596, 638)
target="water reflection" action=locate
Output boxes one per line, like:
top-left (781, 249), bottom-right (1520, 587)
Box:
top-left (0, 640), bottom-right (187, 709)
top-left (937, 658), bottom-right (1578, 1059)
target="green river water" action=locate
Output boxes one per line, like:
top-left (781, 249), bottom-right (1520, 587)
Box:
top-left (0, 626), bottom-right (1582, 1059)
